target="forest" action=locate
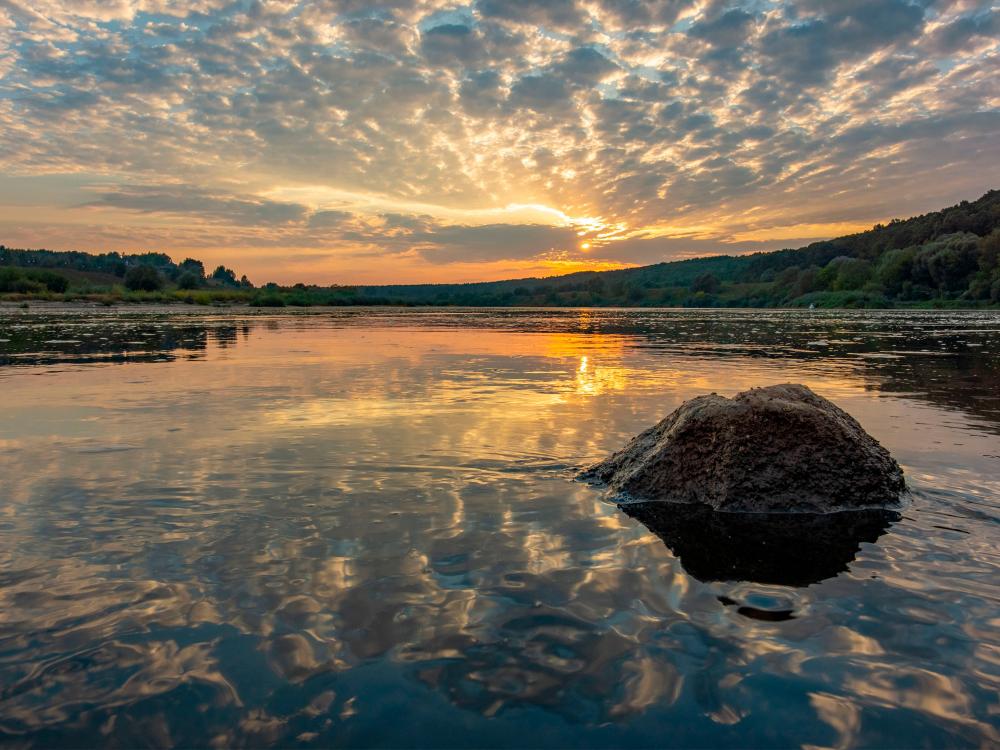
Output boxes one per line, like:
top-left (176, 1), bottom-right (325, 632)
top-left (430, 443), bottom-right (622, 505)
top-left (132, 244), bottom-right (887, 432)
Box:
top-left (1, 189), bottom-right (998, 308)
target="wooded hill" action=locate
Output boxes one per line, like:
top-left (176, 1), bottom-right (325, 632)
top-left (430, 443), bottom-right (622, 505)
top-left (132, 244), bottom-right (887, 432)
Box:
top-left (354, 189), bottom-right (1000, 308)
top-left (1, 189), bottom-right (998, 308)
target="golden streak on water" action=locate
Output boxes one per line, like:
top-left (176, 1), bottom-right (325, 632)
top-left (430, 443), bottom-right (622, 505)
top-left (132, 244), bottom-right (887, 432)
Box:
top-left (0, 308), bottom-right (998, 746)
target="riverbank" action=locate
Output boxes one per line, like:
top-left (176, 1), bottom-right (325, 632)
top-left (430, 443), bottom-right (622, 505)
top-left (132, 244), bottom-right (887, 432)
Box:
top-left (2, 295), bottom-right (997, 311)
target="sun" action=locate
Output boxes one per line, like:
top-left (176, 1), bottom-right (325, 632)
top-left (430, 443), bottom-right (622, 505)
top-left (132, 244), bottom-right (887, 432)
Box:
top-left (580, 242), bottom-right (591, 250)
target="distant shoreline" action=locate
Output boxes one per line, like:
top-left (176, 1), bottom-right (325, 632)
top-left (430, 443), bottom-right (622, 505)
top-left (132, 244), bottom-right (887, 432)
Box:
top-left (3, 300), bottom-right (997, 313)
top-left (3, 189), bottom-right (999, 310)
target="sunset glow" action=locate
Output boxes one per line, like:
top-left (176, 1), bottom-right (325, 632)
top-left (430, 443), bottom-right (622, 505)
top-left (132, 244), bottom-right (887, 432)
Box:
top-left (0, 1), bottom-right (997, 283)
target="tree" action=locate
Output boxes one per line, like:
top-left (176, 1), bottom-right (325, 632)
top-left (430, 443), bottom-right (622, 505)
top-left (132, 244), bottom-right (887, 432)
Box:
top-left (832, 258), bottom-right (873, 290)
top-left (913, 234), bottom-right (979, 293)
top-left (773, 266), bottom-right (801, 290)
top-left (875, 247), bottom-right (915, 297)
top-left (179, 258), bottom-right (206, 278)
top-left (620, 282), bottom-right (643, 303)
top-left (980, 229), bottom-right (1000, 273)
top-left (212, 265), bottom-right (237, 285)
top-left (132, 252), bottom-right (174, 270)
top-left (177, 272), bottom-right (200, 290)
top-left (691, 272), bottom-right (721, 294)
top-left (790, 267), bottom-right (820, 298)
top-left (124, 265), bottom-right (163, 291)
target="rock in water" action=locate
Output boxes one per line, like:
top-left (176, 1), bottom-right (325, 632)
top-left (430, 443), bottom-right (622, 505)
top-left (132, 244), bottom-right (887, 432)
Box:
top-left (582, 383), bottom-right (905, 513)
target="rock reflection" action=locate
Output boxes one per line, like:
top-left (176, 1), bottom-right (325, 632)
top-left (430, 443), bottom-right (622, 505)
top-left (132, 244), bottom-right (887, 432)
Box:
top-left (621, 502), bottom-right (900, 586)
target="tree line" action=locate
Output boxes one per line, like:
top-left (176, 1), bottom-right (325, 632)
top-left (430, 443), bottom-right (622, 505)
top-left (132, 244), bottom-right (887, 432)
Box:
top-left (1, 189), bottom-right (998, 308)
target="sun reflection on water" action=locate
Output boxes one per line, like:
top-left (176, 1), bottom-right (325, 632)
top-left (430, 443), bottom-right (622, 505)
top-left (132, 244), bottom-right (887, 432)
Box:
top-left (0, 308), bottom-right (998, 747)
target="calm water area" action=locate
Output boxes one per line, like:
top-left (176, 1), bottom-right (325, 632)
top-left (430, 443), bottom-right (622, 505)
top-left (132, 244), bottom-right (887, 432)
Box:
top-left (0, 306), bottom-right (998, 748)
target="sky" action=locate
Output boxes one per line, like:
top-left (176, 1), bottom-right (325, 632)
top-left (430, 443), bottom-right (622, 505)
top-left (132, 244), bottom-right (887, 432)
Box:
top-left (0, 1), bottom-right (997, 285)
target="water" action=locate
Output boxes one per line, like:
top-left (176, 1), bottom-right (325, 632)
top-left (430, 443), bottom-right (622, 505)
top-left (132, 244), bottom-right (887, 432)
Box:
top-left (0, 306), bottom-right (998, 748)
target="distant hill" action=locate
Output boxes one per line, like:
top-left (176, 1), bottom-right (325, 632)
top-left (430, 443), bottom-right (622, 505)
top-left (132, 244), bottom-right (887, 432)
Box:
top-left (2, 189), bottom-right (998, 308)
top-left (351, 189), bottom-right (999, 307)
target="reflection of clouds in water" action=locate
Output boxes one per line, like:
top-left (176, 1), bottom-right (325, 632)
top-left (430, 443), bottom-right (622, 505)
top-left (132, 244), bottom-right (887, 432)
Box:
top-left (0, 310), bottom-right (998, 745)
top-left (0, 561), bottom-right (240, 735)
top-left (810, 692), bottom-right (861, 750)
top-left (0, 637), bottom-right (239, 733)
top-left (842, 667), bottom-right (998, 744)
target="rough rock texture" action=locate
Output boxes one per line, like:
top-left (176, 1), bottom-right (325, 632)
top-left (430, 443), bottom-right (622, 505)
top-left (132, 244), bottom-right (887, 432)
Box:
top-left (582, 383), bottom-right (905, 513)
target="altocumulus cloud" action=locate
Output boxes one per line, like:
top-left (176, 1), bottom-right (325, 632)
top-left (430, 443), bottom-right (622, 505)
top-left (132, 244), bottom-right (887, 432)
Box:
top-left (408, 224), bottom-right (582, 264)
top-left (86, 185), bottom-right (309, 225)
top-left (0, 0), bottom-right (996, 282)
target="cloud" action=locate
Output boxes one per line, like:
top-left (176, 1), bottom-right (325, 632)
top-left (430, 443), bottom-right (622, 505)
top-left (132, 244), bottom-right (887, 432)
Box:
top-left (420, 23), bottom-right (483, 66)
top-left (308, 209), bottom-right (355, 229)
top-left (689, 8), bottom-right (756, 48)
top-left (553, 47), bottom-right (619, 86)
top-left (507, 73), bottom-right (572, 112)
top-left (758, 0), bottom-right (927, 85)
top-left (458, 69), bottom-right (505, 115)
top-left (926, 9), bottom-right (998, 54)
top-left (476, 0), bottom-right (583, 30)
top-left (0, 0), bottom-right (995, 282)
top-left (84, 185), bottom-right (309, 225)
top-left (407, 223), bottom-right (580, 263)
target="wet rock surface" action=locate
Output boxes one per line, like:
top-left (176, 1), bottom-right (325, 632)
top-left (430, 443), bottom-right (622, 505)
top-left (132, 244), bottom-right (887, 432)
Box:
top-left (582, 383), bottom-right (905, 513)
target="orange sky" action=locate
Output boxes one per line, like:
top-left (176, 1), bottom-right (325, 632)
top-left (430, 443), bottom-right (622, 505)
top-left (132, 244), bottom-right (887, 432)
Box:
top-left (0, 1), bottom-right (996, 284)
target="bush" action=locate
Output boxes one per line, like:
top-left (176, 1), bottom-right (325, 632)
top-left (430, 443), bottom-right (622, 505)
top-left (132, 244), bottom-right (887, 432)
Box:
top-left (0, 267), bottom-right (69, 294)
top-left (792, 290), bottom-right (891, 309)
top-left (0, 268), bottom-right (42, 293)
top-left (177, 272), bottom-right (200, 290)
top-left (124, 265), bottom-right (163, 291)
top-left (27, 269), bottom-right (69, 292)
top-left (250, 294), bottom-right (286, 307)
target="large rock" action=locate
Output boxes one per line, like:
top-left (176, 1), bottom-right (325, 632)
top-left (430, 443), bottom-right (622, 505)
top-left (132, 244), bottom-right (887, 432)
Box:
top-left (582, 383), bottom-right (905, 513)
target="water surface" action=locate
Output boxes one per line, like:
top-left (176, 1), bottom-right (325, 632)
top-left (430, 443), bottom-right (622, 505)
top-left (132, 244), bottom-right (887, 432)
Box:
top-left (1, 307), bottom-right (998, 747)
